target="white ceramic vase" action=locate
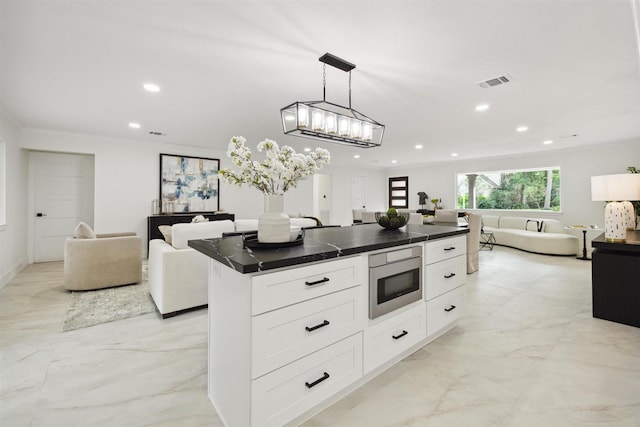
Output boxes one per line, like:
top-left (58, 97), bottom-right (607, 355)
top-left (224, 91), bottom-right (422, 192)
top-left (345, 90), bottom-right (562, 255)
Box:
top-left (258, 194), bottom-right (291, 243)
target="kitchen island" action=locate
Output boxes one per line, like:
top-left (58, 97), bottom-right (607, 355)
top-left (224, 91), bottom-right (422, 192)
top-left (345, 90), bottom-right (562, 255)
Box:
top-left (190, 223), bottom-right (468, 427)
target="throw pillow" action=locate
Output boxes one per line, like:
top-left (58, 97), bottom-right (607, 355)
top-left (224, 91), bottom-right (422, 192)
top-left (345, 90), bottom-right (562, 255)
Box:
top-left (158, 225), bottom-right (172, 244)
top-left (191, 215), bottom-right (209, 223)
top-left (74, 222), bottom-right (96, 239)
top-left (525, 219), bottom-right (545, 232)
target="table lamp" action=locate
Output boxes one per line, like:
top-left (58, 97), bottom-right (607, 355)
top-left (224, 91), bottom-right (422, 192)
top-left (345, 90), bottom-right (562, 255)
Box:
top-left (591, 174), bottom-right (640, 242)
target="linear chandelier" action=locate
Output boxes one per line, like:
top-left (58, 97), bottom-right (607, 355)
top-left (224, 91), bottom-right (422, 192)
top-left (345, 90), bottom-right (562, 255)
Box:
top-left (280, 53), bottom-right (385, 148)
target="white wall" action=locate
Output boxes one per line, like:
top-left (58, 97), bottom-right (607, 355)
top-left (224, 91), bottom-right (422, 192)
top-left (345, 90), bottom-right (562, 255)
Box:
top-left (388, 139), bottom-right (640, 228)
top-left (0, 114), bottom-right (28, 289)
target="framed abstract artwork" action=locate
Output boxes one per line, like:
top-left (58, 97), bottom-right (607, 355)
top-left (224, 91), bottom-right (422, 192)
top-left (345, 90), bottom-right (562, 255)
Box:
top-left (159, 153), bottom-right (220, 214)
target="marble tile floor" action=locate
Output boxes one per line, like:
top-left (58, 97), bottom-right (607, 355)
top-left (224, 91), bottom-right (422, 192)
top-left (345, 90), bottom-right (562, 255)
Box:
top-left (1, 247), bottom-right (639, 427)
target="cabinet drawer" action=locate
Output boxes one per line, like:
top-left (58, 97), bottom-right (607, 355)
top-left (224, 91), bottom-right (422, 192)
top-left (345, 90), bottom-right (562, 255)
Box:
top-left (426, 286), bottom-right (464, 337)
top-left (251, 333), bottom-right (363, 427)
top-left (425, 236), bottom-right (466, 265)
top-left (252, 286), bottom-right (364, 379)
top-left (252, 257), bottom-right (362, 315)
top-left (363, 302), bottom-right (427, 374)
top-left (424, 255), bottom-right (466, 300)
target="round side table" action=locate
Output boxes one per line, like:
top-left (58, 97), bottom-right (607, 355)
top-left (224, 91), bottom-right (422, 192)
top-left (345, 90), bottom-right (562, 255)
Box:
top-left (565, 225), bottom-right (601, 260)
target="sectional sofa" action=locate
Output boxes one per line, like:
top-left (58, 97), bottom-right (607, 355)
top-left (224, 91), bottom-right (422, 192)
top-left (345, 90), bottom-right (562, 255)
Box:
top-left (148, 217), bottom-right (319, 317)
top-left (481, 215), bottom-right (579, 256)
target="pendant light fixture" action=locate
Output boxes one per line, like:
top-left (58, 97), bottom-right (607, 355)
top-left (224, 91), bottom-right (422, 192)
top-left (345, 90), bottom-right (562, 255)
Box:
top-left (280, 53), bottom-right (385, 148)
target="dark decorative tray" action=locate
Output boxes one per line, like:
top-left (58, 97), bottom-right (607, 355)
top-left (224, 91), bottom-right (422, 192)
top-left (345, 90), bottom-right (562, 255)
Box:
top-left (243, 231), bottom-right (304, 249)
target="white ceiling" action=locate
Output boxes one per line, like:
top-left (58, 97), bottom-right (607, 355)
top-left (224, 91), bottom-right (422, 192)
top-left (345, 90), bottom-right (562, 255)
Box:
top-left (1, 0), bottom-right (640, 168)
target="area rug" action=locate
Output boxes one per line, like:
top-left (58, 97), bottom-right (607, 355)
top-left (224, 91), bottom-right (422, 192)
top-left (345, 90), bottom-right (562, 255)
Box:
top-left (61, 269), bottom-right (157, 332)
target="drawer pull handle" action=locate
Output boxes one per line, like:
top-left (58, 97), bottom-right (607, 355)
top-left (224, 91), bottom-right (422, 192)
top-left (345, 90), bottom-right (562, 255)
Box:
top-left (305, 277), bottom-right (330, 286)
top-left (444, 273), bottom-right (456, 279)
top-left (305, 372), bottom-right (330, 389)
top-left (305, 320), bottom-right (330, 332)
top-left (444, 246), bottom-right (456, 251)
top-left (444, 305), bottom-right (456, 312)
top-left (392, 330), bottom-right (408, 340)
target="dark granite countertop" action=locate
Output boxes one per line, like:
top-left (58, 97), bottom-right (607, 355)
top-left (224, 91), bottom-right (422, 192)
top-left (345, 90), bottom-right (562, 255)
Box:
top-left (188, 223), bottom-right (469, 274)
top-left (592, 230), bottom-right (640, 254)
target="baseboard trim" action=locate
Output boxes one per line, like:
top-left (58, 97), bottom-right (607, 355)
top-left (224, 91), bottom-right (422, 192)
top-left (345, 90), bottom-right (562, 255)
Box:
top-left (0, 258), bottom-right (28, 290)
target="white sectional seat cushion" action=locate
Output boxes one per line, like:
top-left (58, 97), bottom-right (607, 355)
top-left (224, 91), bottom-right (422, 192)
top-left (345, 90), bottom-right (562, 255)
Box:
top-left (481, 215), bottom-right (578, 255)
top-left (171, 220), bottom-right (235, 249)
top-left (234, 219), bottom-right (259, 232)
top-left (149, 219), bottom-right (235, 316)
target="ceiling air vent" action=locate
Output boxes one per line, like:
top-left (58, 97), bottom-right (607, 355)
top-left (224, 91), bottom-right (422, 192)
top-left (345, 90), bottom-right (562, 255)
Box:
top-left (477, 74), bottom-right (513, 88)
top-left (148, 130), bottom-right (167, 136)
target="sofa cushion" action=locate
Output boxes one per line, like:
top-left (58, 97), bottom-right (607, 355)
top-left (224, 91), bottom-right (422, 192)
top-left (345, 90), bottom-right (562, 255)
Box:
top-left (525, 219), bottom-right (545, 232)
top-left (171, 220), bottom-right (235, 249)
top-left (74, 222), bottom-right (96, 239)
top-left (235, 219), bottom-right (259, 232)
top-left (498, 216), bottom-right (529, 230)
top-left (158, 225), bottom-right (172, 244)
top-left (482, 215), bottom-right (500, 229)
top-left (191, 215), bottom-right (209, 223)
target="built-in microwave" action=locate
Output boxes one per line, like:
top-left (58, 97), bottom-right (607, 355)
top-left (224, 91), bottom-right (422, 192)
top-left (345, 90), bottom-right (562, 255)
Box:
top-left (369, 245), bottom-right (423, 319)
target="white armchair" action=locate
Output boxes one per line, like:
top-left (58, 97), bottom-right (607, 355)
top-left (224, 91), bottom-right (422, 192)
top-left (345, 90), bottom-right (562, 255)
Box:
top-left (148, 220), bottom-right (235, 317)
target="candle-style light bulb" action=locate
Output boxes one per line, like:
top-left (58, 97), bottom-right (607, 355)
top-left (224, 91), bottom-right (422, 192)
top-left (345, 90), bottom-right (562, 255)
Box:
top-left (298, 105), bottom-right (309, 128)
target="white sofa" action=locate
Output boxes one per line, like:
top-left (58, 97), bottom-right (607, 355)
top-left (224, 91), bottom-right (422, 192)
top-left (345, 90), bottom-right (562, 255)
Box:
top-left (482, 215), bottom-right (579, 255)
top-left (148, 217), bottom-right (320, 317)
top-left (149, 220), bottom-right (235, 317)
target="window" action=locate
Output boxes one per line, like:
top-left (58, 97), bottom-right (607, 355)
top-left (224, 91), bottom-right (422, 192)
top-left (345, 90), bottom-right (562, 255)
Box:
top-left (457, 167), bottom-right (560, 211)
top-left (388, 176), bottom-right (409, 208)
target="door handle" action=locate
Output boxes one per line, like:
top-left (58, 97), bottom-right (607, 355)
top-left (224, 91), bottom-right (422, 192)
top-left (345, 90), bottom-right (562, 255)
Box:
top-left (36, 213), bottom-right (47, 217)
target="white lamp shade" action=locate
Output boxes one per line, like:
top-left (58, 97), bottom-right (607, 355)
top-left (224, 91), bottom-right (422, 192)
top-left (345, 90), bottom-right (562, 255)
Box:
top-left (591, 174), bottom-right (640, 201)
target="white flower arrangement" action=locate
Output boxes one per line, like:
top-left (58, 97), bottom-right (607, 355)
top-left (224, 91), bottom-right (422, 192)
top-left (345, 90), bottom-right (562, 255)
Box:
top-left (218, 136), bottom-right (330, 195)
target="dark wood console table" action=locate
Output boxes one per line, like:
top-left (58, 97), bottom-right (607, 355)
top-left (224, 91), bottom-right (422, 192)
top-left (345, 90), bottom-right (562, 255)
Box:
top-left (147, 213), bottom-right (235, 248)
top-left (591, 230), bottom-right (640, 328)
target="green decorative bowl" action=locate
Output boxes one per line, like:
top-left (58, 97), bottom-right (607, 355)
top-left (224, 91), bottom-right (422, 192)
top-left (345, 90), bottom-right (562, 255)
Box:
top-left (375, 212), bottom-right (409, 229)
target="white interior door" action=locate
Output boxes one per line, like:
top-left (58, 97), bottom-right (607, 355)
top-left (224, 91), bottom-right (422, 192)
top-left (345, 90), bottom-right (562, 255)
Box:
top-left (352, 175), bottom-right (366, 210)
top-left (30, 151), bottom-right (94, 262)
top-left (313, 173), bottom-right (332, 225)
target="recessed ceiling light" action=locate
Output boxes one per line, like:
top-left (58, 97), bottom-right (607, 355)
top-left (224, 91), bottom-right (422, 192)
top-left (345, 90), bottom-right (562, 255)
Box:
top-left (516, 126), bottom-right (528, 132)
top-left (475, 104), bottom-right (489, 112)
top-left (543, 140), bottom-right (553, 145)
top-left (391, 160), bottom-right (397, 164)
top-left (354, 154), bottom-right (360, 159)
top-left (143, 83), bottom-right (160, 93)
top-left (451, 153), bottom-right (458, 157)
top-left (415, 144), bottom-right (423, 149)
top-left (128, 122), bottom-right (141, 129)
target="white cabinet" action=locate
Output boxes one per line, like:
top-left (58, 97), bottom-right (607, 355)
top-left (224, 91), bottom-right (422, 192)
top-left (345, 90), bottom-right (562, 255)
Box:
top-left (251, 257), bottom-right (362, 315)
top-left (252, 285), bottom-right (363, 379)
top-left (424, 236), bottom-right (466, 338)
top-left (363, 302), bottom-right (427, 373)
top-left (426, 285), bottom-right (463, 336)
top-left (425, 235), bottom-right (466, 265)
top-left (252, 334), bottom-right (362, 427)
top-left (208, 234), bottom-right (467, 427)
top-left (424, 255), bottom-right (466, 300)
top-left (210, 256), bottom-right (364, 427)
